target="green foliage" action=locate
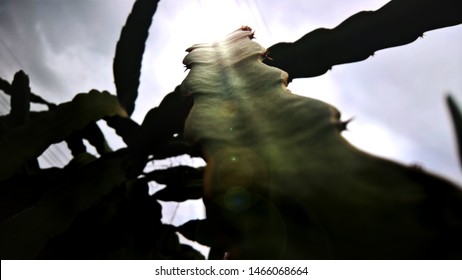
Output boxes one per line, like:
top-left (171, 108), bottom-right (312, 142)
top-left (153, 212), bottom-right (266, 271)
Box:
top-left (0, 0), bottom-right (461, 259)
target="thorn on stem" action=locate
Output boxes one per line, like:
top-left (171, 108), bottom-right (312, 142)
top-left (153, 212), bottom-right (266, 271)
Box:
top-left (262, 49), bottom-right (273, 61)
top-left (336, 117), bottom-right (354, 132)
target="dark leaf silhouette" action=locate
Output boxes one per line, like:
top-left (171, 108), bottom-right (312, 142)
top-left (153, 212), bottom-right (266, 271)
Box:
top-left (105, 115), bottom-right (140, 147)
top-left (176, 219), bottom-right (213, 247)
top-left (156, 224), bottom-right (205, 259)
top-left (124, 180), bottom-right (162, 259)
top-left (447, 95), bottom-right (462, 169)
top-left (147, 166), bottom-right (204, 202)
top-left (123, 86), bottom-right (194, 177)
top-left (153, 185), bottom-right (202, 202)
top-left (65, 121), bottom-right (111, 157)
top-left (131, 86), bottom-right (194, 156)
top-left (9, 71), bottom-right (30, 127)
top-left (0, 90), bottom-right (126, 181)
top-left (0, 168), bottom-right (62, 225)
top-left (265, 0), bottom-right (462, 81)
top-left (7, 71), bottom-right (40, 173)
top-left (35, 171), bottom-right (164, 259)
top-left (64, 152), bottom-right (97, 170)
top-left (113, 0), bottom-right (160, 115)
top-left (173, 244), bottom-right (205, 260)
top-left (65, 132), bottom-right (88, 157)
top-left (152, 140), bottom-right (202, 160)
top-left (0, 152), bottom-right (129, 259)
top-left (0, 75), bottom-right (56, 108)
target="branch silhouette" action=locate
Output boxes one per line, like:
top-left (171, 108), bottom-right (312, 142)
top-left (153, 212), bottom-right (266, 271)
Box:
top-left (265, 0), bottom-right (462, 80)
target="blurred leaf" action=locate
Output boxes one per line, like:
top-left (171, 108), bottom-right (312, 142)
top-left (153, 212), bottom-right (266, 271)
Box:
top-left (37, 178), bottom-right (131, 259)
top-left (64, 152), bottom-right (97, 170)
top-left (6, 72), bottom-right (41, 173)
top-left (65, 131), bottom-right (87, 157)
top-left (156, 223), bottom-right (206, 259)
top-left (156, 224), bottom-right (201, 259)
top-left (80, 121), bottom-right (112, 155)
top-left (0, 90), bottom-right (126, 180)
top-left (84, 122), bottom-right (112, 155)
top-left (65, 121), bottom-right (111, 157)
top-left (0, 76), bottom-right (10, 95)
top-left (146, 165), bottom-right (203, 184)
top-left (37, 178), bottom-right (165, 259)
top-left (153, 185), bottom-right (202, 202)
top-left (172, 244), bottom-right (205, 260)
top-left (123, 179), bottom-right (163, 259)
top-left (0, 117), bottom-right (9, 137)
top-left (147, 166), bottom-right (204, 202)
top-left (113, 0), bottom-right (160, 115)
top-left (176, 219), bottom-right (213, 247)
top-left (0, 152), bottom-right (128, 259)
top-left (153, 139), bottom-right (202, 160)
top-left (9, 71), bottom-right (30, 127)
top-left (123, 87), bottom-right (194, 178)
top-left (265, 0), bottom-right (462, 80)
top-left (0, 168), bottom-right (62, 225)
top-left (160, 225), bottom-right (181, 256)
top-left (131, 86), bottom-right (193, 157)
top-left (105, 115), bottom-right (140, 147)
top-left (447, 95), bottom-right (462, 169)
top-left (0, 75), bottom-right (56, 108)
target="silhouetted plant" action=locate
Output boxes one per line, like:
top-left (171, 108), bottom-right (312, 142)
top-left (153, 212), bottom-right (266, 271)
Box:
top-left (0, 0), bottom-right (461, 259)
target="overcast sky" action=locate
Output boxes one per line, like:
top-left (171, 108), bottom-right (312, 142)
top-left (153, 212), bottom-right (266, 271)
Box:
top-left (1, 0), bottom-right (462, 255)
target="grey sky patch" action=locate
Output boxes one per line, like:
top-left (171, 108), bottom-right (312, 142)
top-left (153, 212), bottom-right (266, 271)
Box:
top-left (0, 0), bottom-right (133, 103)
top-left (317, 25), bottom-right (462, 184)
